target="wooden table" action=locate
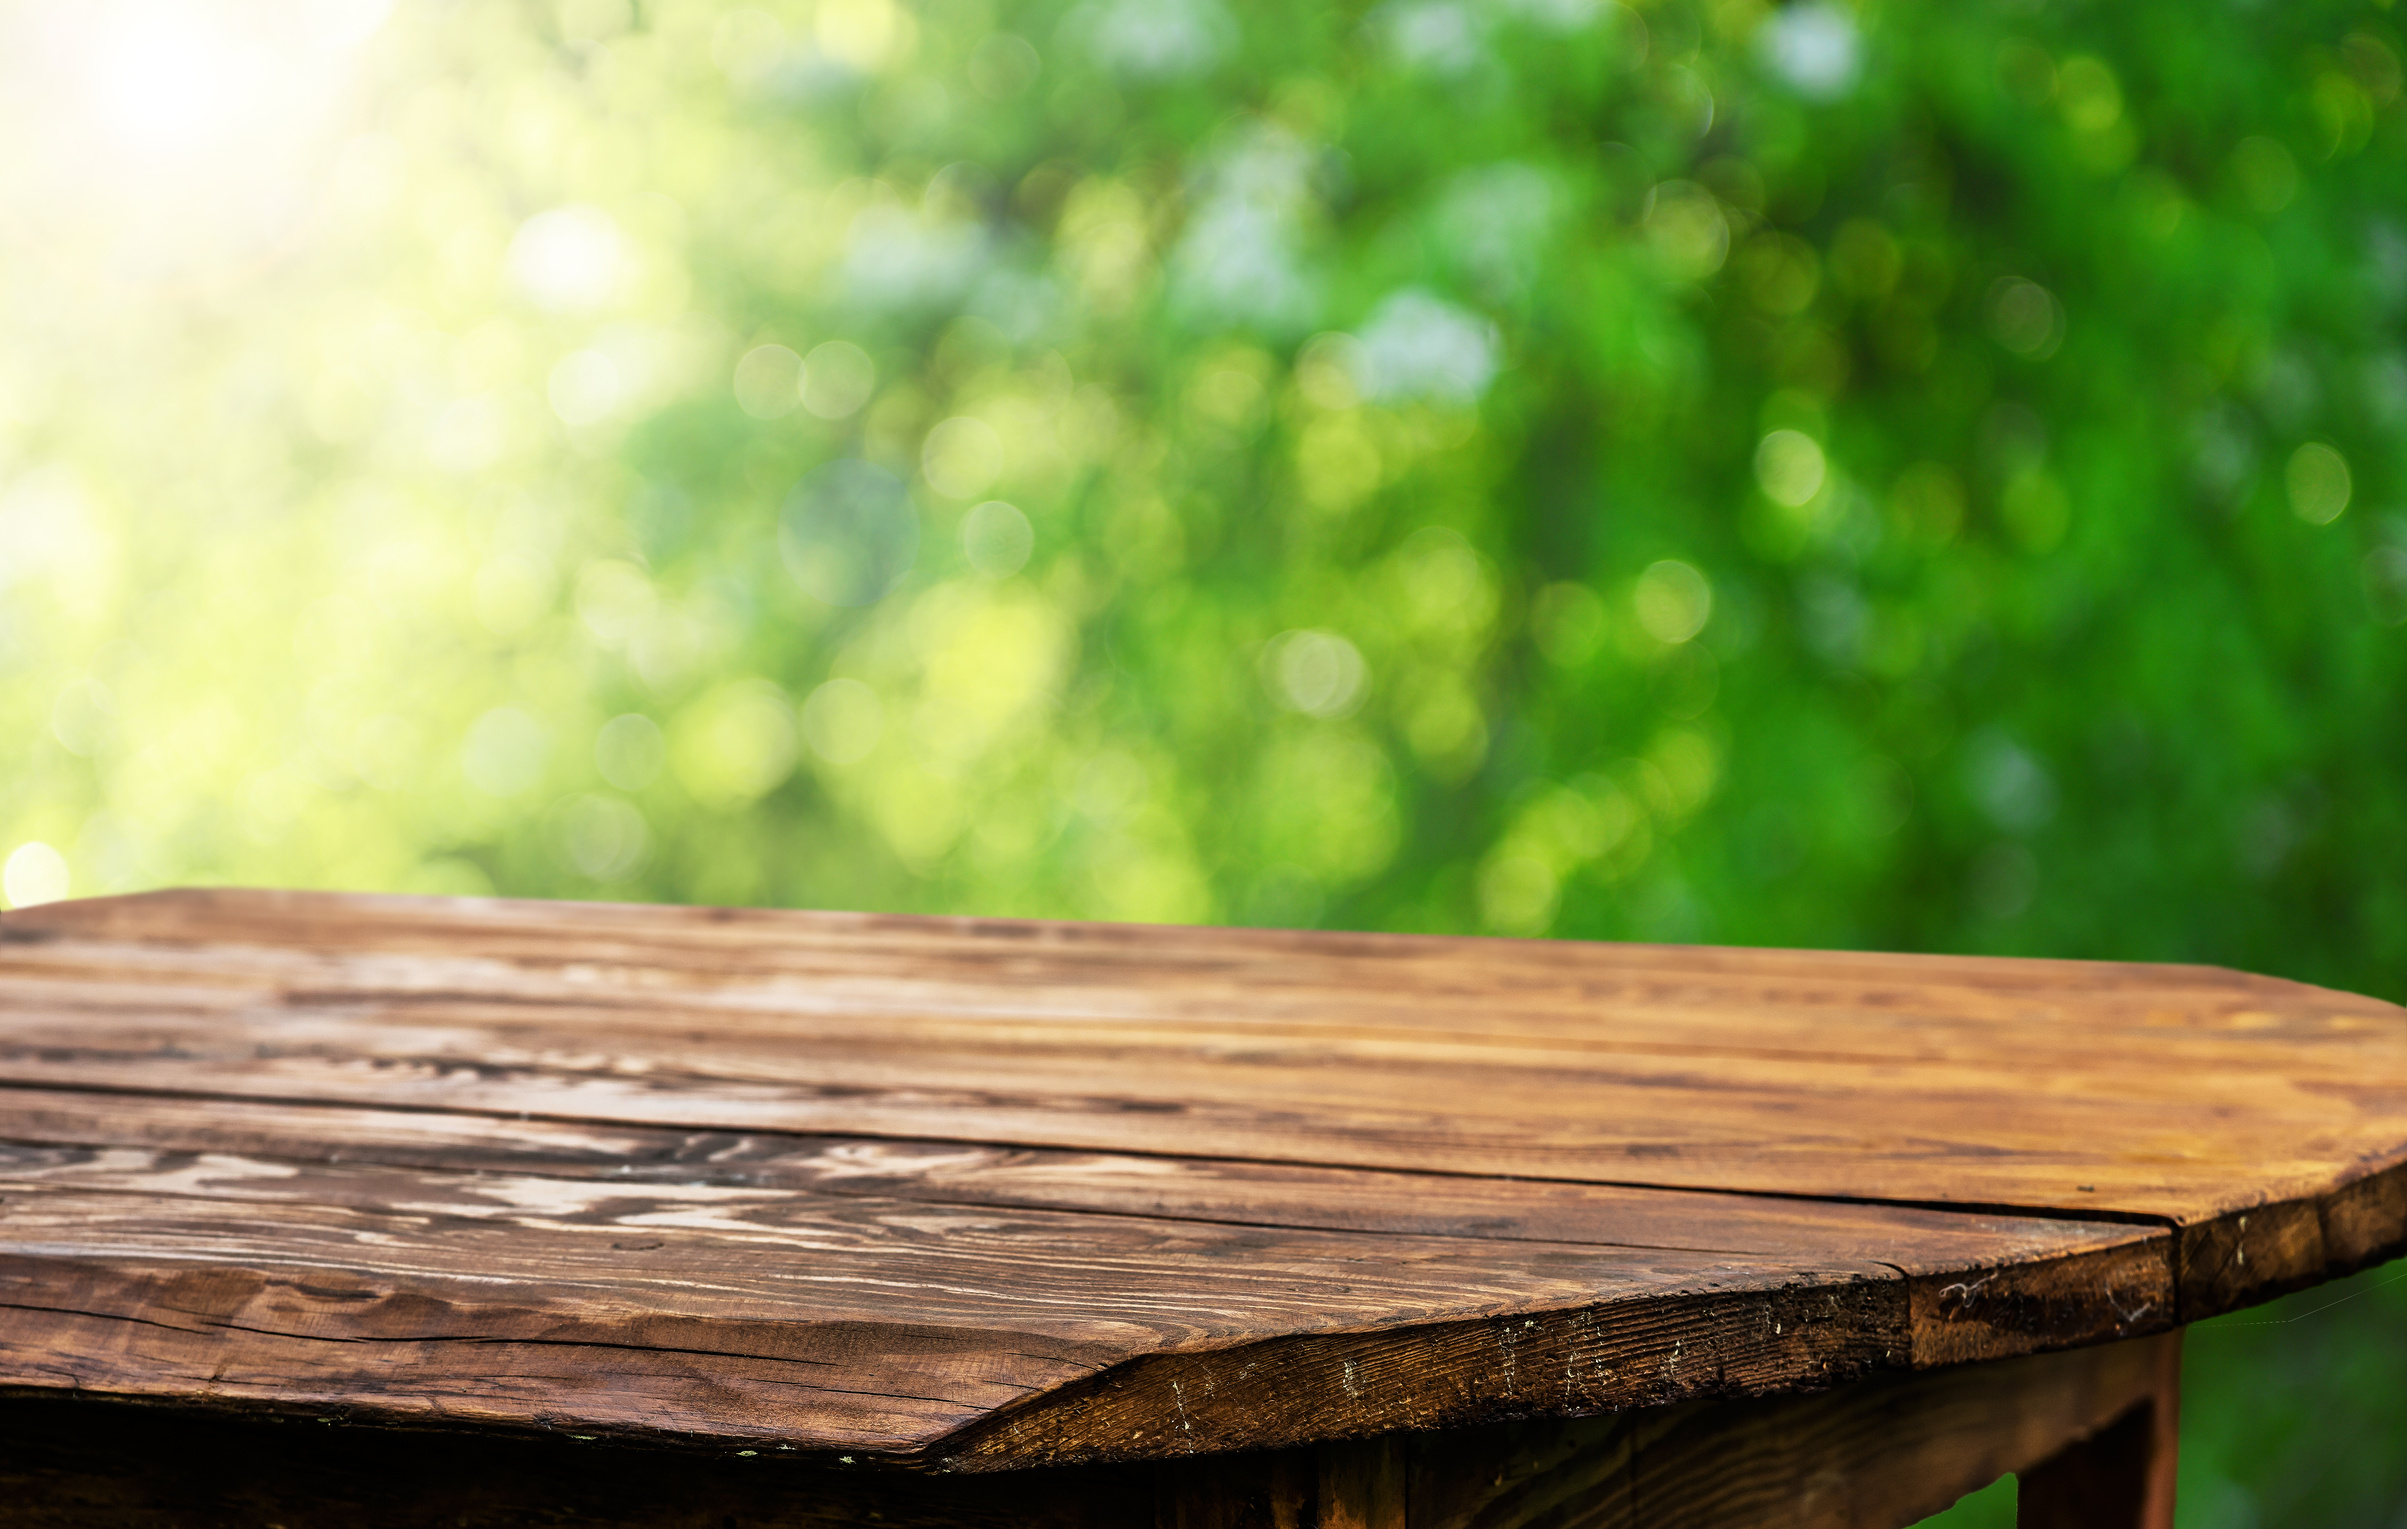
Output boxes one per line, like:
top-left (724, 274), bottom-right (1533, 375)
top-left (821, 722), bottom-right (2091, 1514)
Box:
top-left (1, 890), bottom-right (2401, 1527)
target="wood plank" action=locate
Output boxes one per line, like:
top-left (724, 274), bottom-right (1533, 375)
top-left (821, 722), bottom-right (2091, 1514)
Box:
top-left (0, 1143), bottom-right (1918, 1461)
top-left (3, 892), bottom-right (2400, 1268)
top-left (0, 889), bottom-right (2385, 1462)
top-left (1405, 1331), bottom-right (2181, 1529)
top-left (0, 1334), bottom-right (2179, 1528)
top-left (0, 1115), bottom-right (2168, 1463)
top-left (0, 1088), bottom-right (2169, 1367)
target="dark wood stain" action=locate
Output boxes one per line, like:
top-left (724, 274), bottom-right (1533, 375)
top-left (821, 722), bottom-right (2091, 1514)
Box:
top-left (0, 888), bottom-right (2394, 1480)
top-left (0, 1333), bottom-right (2180, 1526)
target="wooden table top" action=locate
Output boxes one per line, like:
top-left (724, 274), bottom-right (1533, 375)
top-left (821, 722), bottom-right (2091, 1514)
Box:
top-left (1, 889), bottom-right (2402, 1472)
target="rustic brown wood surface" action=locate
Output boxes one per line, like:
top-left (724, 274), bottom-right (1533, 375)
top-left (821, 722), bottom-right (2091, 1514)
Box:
top-left (1402, 1330), bottom-right (2180, 1529)
top-left (0, 888), bottom-right (2399, 1474)
top-left (0, 1333), bottom-right (2177, 1527)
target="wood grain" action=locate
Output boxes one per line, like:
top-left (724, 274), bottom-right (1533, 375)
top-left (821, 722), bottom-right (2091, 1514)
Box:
top-left (0, 889), bottom-right (2388, 1467)
top-left (0, 1127), bottom-right (2122, 1464)
top-left (5, 891), bottom-right (2401, 1232)
top-left (1404, 1332), bottom-right (2181, 1529)
top-left (0, 1337), bottom-right (2176, 1527)
top-left (0, 1087), bottom-right (2168, 1367)
top-left (0, 1145), bottom-right (1923, 1459)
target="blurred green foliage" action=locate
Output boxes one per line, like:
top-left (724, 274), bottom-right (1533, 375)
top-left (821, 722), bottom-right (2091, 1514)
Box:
top-left (2, 0), bottom-right (2404, 1517)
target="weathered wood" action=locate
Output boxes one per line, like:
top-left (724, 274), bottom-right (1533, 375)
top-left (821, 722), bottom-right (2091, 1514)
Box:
top-left (0, 889), bottom-right (2385, 1470)
top-left (0, 1335), bottom-right (2179, 1527)
top-left (1403, 1332), bottom-right (2181, 1529)
top-left (2172, 1162), bottom-right (2407, 1319)
top-left (0, 1087), bottom-right (2170, 1366)
top-left (0, 1146), bottom-right (1907, 1462)
top-left (5, 891), bottom-right (2403, 1243)
top-left (0, 1097), bottom-right (2168, 1459)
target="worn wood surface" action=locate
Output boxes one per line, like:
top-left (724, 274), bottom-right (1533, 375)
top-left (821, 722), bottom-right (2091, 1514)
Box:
top-left (1397, 1332), bottom-right (2180, 1529)
top-left (0, 889), bottom-right (2396, 1468)
top-left (0, 1104), bottom-right (2153, 1464)
top-left (0, 1333), bottom-right (2177, 1527)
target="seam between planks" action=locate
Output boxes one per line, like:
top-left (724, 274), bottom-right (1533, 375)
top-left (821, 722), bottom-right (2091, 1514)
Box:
top-left (0, 1074), bottom-right (2176, 1238)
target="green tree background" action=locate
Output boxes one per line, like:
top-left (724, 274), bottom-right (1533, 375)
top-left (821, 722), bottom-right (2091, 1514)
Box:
top-left (1, 0), bottom-right (2402, 1519)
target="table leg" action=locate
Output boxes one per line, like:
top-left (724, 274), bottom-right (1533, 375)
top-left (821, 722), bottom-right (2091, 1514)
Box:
top-left (1318, 1434), bottom-right (1405, 1529)
top-left (2016, 1331), bottom-right (2180, 1529)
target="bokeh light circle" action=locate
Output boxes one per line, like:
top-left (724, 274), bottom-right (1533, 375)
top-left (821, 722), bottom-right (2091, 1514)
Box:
top-left (801, 341), bottom-right (878, 419)
top-left (2, 842), bottom-right (70, 908)
top-left (2287, 443), bottom-right (2352, 526)
top-left (962, 500), bottom-right (1034, 577)
top-left (1634, 560), bottom-right (1713, 644)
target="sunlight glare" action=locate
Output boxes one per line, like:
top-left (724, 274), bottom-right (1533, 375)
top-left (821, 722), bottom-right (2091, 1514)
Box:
top-left (3, 0), bottom-right (392, 272)
top-left (84, 11), bottom-right (263, 161)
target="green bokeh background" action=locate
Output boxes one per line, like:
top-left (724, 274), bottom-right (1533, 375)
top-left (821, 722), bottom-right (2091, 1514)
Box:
top-left (1, 0), bottom-right (2402, 1518)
